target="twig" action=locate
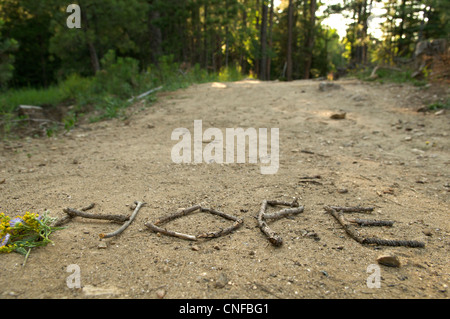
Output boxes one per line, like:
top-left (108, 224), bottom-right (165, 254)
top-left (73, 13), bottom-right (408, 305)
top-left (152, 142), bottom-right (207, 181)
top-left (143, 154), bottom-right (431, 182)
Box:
top-left (144, 205), bottom-right (243, 241)
top-left (197, 207), bottom-right (244, 238)
top-left (325, 206), bottom-right (425, 248)
top-left (325, 206), bottom-right (364, 243)
top-left (199, 207), bottom-right (241, 222)
top-left (100, 201), bottom-right (146, 239)
top-left (300, 150), bottom-right (330, 158)
top-left (153, 205), bottom-right (202, 225)
top-left (298, 180), bottom-right (323, 185)
top-left (197, 219), bottom-right (244, 239)
top-left (63, 207), bottom-right (130, 223)
top-left (362, 237), bottom-right (425, 248)
top-left (144, 222), bottom-right (197, 241)
top-left (266, 198), bottom-right (299, 207)
top-left (348, 218), bottom-right (394, 227)
top-left (298, 175), bottom-right (321, 180)
top-left (257, 200), bottom-right (283, 246)
top-left (298, 175), bottom-right (323, 185)
top-left (257, 198), bottom-right (304, 246)
top-left (81, 203), bottom-right (95, 211)
top-left (329, 206), bottom-right (374, 213)
top-left (52, 215), bottom-right (72, 227)
top-left (127, 86), bottom-right (163, 102)
top-left (263, 206), bottom-right (304, 220)
top-left (53, 203), bottom-right (99, 227)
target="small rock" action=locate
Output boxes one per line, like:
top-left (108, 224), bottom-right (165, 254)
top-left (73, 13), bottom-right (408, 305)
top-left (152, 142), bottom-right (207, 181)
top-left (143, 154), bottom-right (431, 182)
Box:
top-left (319, 81), bottom-right (341, 92)
top-left (156, 288), bottom-right (166, 299)
top-left (330, 112), bottom-right (346, 120)
top-left (18, 105), bottom-right (45, 120)
top-left (404, 136), bottom-right (412, 141)
top-left (416, 106), bottom-right (428, 112)
top-left (191, 245), bottom-right (200, 251)
top-left (423, 229), bottom-right (433, 236)
top-left (337, 188), bottom-right (348, 194)
top-left (0, 178), bottom-right (5, 184)
top-left (214, 273), bottom-right (228, 288)
top-left (162, 265), bottom-right (170, 273)
top-left (377, 255), bottom-right (401, 267)
top-left (97, 242), bottom-right (108, 249)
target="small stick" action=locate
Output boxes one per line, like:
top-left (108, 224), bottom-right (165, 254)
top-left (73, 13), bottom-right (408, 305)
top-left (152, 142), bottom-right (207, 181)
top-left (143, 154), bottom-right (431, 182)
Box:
top-left (145, 205), bottom-right (242, 240)
top-left (329, 206), bottom-right (374, 213)
top-left (326, 206), bottom-right (425, 248)
top-left (258, 217), bottom-right (283, 246)
top-left (298, 175), bottom-right (321, 180)
top-left (81, 203), bottom-right (95, 211)
top-left (63, 207), bottom-right (130, 223)
top-left (263, 206), bottom-right (304, 220)
top-left (100, 201), bottom-right (146, 239)
top-left (300, 150), bottom-right (330, 158)
top-left (144, 222), bottom-right (198, 241)
top-left (348, 218), bottom-right (394, 227)
top-left (298, 180), bottom-right (323, 185)
top-left (257, 200), bottom-right (283, 246)
top-left (257, 198), bottom-right (304, 246)
top-left (153, 205), bottom-right (201, 225)
top-left (363, 237), bottom-right (425, 248)
top-left (200, 207), bottom-right (241, 221)
top-left (325, 207), bottom-right (364, 243)
top-left (52, 215), bottom-right (72, 227)
top-left (197, 219), bottom-right (244, 239)
top-left (266, 198), bottom-right (299, 207)
top-left (53, 203), bottom-right (98, 227)
top-left (127, 86), bottom-right (163, 102)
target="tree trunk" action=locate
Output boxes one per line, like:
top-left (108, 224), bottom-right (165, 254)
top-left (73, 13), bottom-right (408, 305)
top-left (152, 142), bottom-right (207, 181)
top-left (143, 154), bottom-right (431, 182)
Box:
top-left (203, 4), bottom-right (209, 69)
top-left (148, 1), bottom-right (162, 66)
top-left (259, 1), bottom-right (268, 80)
top-left (304, 0), bottom-right (316, 79)
top-left (266, 0), bottom-right (274, 80)
top-left (255, 0), bottom-right (260, 78)
top-left (80, 2), bottom-right (100, 74)
top-left (286, 0), bottom-right (293, 81)
top-left (240, 0), bottom-right (248, 74)
top-left (191, 1), bottom-right (201, 65)
top-left (397, 0), bottom-right (407, 57)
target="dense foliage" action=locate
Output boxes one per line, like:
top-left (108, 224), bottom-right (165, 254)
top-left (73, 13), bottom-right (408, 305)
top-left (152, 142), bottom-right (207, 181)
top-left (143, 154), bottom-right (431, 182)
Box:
top-left (0, 0), bottom-right (448, 133)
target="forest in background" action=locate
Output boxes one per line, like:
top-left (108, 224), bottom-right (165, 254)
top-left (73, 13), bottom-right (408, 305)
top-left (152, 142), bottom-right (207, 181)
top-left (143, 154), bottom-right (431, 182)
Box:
top-left (0, 0), bottom-right (448, 135)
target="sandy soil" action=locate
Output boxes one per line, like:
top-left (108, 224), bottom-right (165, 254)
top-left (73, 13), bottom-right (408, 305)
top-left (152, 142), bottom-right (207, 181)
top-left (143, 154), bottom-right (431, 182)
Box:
top-left (0, 78), bottom-right (449, 299)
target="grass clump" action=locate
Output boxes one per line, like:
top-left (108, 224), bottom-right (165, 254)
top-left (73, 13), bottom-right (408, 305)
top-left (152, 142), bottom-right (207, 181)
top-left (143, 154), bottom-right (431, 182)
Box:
top-left (0, 53), bottom-right (245, 138)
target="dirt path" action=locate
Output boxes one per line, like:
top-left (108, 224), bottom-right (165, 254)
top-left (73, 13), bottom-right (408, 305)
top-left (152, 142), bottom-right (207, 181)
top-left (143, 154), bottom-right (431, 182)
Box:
top-left (0, 79), bottom-right (449, 299)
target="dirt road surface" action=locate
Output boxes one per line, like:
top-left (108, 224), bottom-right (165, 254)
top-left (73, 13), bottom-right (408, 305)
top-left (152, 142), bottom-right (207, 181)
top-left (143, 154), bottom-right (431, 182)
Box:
top-left (1, 79), bottom-right (449, 299)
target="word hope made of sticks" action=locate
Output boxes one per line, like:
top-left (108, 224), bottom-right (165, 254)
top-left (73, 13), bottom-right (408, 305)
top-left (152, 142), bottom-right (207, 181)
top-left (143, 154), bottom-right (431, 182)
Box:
top-left (54, 198), bottom-right (425, 248)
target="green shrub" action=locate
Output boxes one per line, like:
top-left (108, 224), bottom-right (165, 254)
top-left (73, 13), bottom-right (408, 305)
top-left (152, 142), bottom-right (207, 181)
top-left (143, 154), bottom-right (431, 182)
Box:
top-left (94, 50), bottom-right (140, 98)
